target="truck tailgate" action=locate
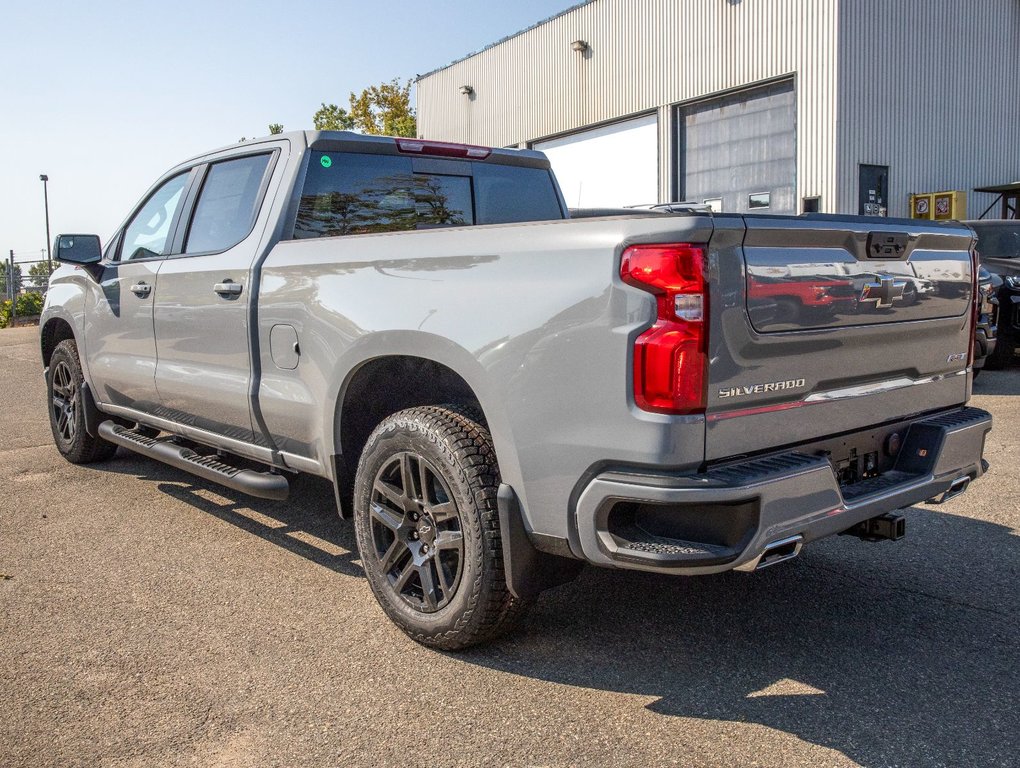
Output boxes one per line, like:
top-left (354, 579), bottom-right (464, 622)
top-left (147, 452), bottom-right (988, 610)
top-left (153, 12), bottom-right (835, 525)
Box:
top-left (705, 215), bottom-right (975, 461)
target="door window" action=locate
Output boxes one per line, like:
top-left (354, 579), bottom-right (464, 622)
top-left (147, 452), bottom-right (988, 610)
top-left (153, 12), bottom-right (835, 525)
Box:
top-left (185, 154), bottom-right (272, 254)
top-left (119, 173), bottom-right (189, 261)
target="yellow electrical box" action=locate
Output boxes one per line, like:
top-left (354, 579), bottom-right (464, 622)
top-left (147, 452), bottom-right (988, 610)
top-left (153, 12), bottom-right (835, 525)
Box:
top-left (910, 190), bottom-right (967, 220)
top-left (910, 193), bottom-right (933, 219)
top-left (933, 190), bottom-right (966, 220)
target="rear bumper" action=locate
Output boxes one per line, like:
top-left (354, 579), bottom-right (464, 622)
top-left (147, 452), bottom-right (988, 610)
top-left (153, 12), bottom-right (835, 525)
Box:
top-left (574, 407), bottom-right (992, 575)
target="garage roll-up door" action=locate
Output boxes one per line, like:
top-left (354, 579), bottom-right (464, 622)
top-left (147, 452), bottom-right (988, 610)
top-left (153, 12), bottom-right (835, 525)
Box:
top-left (533, 114), bottom-right (658, 209)
top-left (678, 80), bottom-right (796, 214)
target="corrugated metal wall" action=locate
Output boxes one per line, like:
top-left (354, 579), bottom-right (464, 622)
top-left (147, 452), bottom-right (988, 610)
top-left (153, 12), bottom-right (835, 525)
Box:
top-left (417, 0), bottom-right (839, 209)
top-left (837, 0), bottom-right (1020, 218)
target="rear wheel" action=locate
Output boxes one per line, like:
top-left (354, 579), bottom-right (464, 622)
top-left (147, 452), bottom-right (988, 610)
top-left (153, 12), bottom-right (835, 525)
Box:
top-left (353, 405), bottom-right (529, 650)
top-left (47, 339), bottom-right (118, 464)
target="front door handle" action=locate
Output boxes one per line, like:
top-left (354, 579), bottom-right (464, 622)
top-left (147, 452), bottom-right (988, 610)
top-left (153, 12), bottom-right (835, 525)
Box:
top-left (213, 280), bottom-right (243, 297)
top-left (129, 281), bottom-right (151, 297)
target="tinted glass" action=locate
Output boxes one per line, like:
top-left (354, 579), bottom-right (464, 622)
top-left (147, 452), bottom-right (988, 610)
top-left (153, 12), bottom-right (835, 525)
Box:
top-left (120, 172), bottom-right (188, 260)
top-left (972, 223), bottom-right (1020, 260)
top-left (294, 151), bottom-right (563, 239)
top-left (186, 154), bottom-right (271, 254)
top-left (295, 153), bottom-right (473, 238)
top-left (472, 163), bottom-right (563, 224)
top-left (415, 174), bottom-right (472, 228)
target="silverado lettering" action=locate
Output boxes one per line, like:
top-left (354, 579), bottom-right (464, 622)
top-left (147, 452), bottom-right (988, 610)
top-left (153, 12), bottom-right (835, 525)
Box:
top-left (718, 379), bottom-right (808, 398)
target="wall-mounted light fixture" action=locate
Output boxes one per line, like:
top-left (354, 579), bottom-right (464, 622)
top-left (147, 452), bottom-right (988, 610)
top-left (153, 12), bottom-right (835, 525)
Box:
top-left (459, 85), bottom-right (474, 96)
top-left (570, 40), bottom-right (589, 53)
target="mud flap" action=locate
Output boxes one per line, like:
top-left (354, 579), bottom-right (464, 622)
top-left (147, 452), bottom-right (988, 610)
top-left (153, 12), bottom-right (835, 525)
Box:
top-left (497, 484), bottom-right (583, 600)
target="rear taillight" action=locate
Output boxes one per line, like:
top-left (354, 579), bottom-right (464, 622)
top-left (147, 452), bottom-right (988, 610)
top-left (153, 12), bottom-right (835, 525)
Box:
top-left (395, 138), bottom-right (492, 159)
top-left (621, 244), bottom-right (708, 414)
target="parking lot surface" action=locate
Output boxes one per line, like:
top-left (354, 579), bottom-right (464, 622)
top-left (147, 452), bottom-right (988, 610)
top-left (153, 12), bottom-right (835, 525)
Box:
top-left (1, 324), bottom-right (1018, 767)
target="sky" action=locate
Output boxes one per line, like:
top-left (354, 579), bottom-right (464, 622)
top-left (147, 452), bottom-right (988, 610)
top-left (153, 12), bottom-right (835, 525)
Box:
top-left (0, 0), bottom-right (579, 266)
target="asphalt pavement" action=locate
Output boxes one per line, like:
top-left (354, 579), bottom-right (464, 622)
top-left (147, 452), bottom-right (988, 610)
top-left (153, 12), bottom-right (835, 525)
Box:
top-left (1, 324), bottom-right (1017, 767)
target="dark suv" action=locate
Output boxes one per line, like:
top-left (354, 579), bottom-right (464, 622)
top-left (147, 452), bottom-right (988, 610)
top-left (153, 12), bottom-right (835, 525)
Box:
top-left (967, 220), bottom-right (1020, 368)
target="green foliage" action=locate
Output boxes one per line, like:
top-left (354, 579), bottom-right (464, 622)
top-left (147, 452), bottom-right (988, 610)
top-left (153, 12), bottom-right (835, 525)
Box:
top-left (268, 123), bottom-right (284, 135)
top-left (0, 262), bottom-right (23, 294)
top-left (0, 291), bottom-right (44, 328)
top-left (313, 103), bottom-right (356, 132)
top-left (314, 79), bottom-right (416, 137)
top-left (27, 261), bottom-right (55, 290)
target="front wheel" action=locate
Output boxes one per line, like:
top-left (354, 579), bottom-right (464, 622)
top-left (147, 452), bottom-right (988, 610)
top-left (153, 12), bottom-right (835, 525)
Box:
top-left (46, 339), bottom-right (118, 464)
top-left (353, 406), bottom-right (529, 650)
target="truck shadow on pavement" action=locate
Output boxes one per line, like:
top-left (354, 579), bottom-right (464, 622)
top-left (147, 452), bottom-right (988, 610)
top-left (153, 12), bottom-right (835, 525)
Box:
top-left (95, 454), bottom-right (1018, 767)
top-left (464, 508), bottom-right (1020, 767)
top-left (95, 457), bottom-right (363, 578)
top-left (974, 366), bottom-right (1020, 395)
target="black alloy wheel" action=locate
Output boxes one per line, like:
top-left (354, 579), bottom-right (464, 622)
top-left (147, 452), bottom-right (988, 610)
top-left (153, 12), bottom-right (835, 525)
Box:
top-left (368, 451), bottom-right (465, 613)
top-left (50, 359), bottom-right (78, 445)
top-left (353, 405), bottom-right (530, 650)
top-left (46, 339), bottom-right (118, 464)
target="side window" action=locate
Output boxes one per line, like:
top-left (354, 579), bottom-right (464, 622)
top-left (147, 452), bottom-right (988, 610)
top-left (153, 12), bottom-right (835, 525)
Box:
top-left (119, 172), bottom-right (189, 261)
top-left (293, 152), bottom-right (475, 239)
top-left (185, 154), bottom-right (272, 254)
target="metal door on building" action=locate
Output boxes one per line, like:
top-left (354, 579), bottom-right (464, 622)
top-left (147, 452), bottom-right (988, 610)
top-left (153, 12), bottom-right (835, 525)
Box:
top-left (676, 80), bottom-right (796, 214)
top-left (858, 164), bottom-right (889, 217)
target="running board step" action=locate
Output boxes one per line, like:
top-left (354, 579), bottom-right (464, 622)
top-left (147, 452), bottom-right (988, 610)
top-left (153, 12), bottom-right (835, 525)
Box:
top-left (98, 421), bottom-right (289, 501)
top-left (610, 525), bottom-right (738, 568)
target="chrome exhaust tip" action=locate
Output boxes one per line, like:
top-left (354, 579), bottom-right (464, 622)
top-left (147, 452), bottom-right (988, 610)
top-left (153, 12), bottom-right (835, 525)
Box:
top-left (735, 535), bottom-right (804, 572)
top-left (931, 475), bottom-right (971, 505)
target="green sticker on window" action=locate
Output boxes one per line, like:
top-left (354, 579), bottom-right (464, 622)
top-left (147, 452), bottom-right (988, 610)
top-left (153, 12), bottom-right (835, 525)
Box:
top-left (320, 155), bottom-right (332, 169)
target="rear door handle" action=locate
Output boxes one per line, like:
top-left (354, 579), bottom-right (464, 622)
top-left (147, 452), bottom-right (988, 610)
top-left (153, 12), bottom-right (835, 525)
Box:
top-left (129, 282), bottom-right (151, 297)
top-left (213, 280), bottom-right (243, 297)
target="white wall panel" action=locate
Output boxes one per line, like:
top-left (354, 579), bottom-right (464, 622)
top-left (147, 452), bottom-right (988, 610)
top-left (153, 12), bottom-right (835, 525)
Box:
top-left (533, 114), bottom-right (658, 208)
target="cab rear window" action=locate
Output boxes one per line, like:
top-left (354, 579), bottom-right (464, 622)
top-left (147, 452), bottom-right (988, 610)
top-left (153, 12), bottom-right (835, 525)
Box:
top-left (292, 151), bottom-right (562, 239)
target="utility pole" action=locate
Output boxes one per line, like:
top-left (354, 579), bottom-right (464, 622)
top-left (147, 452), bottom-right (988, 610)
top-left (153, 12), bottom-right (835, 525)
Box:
top-left (40, 174), bottom-right (51, 273)
top-left (7, 250), bottom-right (16, 323)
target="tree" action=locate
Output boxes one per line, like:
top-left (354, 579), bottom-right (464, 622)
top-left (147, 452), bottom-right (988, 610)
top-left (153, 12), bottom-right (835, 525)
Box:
top-left (314, 79), bottom-right (416, 137)
top-left (28, 261), bottom-right (55, 291)
top-left (0, 261), bottom-right (22, 296)
top-left (240, 124), bottom-right (284, 142)
top-left (312, 103), bottom-right (355, 131)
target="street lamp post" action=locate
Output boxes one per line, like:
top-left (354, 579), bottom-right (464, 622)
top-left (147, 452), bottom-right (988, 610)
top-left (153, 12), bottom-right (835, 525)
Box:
top-left (39, 174), bottom-right (51, 273)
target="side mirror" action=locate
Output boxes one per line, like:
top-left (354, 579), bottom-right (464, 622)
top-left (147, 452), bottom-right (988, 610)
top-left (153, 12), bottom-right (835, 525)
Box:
top-left (55, 234), bottom-right (102, 265)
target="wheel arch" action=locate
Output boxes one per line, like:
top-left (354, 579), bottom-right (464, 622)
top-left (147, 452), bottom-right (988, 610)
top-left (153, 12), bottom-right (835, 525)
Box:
top-left (331, 352), bottom-right (497, 519)
top-left (40, 316), bottom-right (77, 368)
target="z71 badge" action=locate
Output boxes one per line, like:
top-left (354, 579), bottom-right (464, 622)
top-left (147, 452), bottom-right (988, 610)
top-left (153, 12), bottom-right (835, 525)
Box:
top-left (719, 378), bottom-right (807, 399)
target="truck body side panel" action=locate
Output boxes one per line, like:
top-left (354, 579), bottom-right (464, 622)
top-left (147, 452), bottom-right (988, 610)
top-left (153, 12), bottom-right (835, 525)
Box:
top-left (257, 215), bottom-right (715, 543)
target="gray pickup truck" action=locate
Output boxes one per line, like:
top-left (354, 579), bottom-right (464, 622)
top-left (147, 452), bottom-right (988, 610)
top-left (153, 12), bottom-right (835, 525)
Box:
top-left (41, 131), bottom-right (992, 649)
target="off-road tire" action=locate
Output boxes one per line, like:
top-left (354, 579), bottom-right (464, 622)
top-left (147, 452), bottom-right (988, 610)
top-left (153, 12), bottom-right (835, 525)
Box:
top-left (353, 405), bottom-right (530, 650)
top-left (46, 339), bottom-right (118, 464)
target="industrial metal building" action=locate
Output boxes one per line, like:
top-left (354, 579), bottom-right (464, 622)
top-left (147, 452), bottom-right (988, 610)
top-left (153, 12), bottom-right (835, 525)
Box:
top-left (416, 0), bottom-right (1020, 219)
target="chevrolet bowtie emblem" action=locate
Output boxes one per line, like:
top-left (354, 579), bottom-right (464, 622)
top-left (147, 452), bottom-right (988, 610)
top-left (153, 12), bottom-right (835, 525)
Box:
top-left (860, 276), bottom-right (907, 308)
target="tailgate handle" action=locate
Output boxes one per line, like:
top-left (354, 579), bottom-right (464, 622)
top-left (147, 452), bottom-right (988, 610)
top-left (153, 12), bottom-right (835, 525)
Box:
top-left (867, 232), bottom-right (911, 259)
